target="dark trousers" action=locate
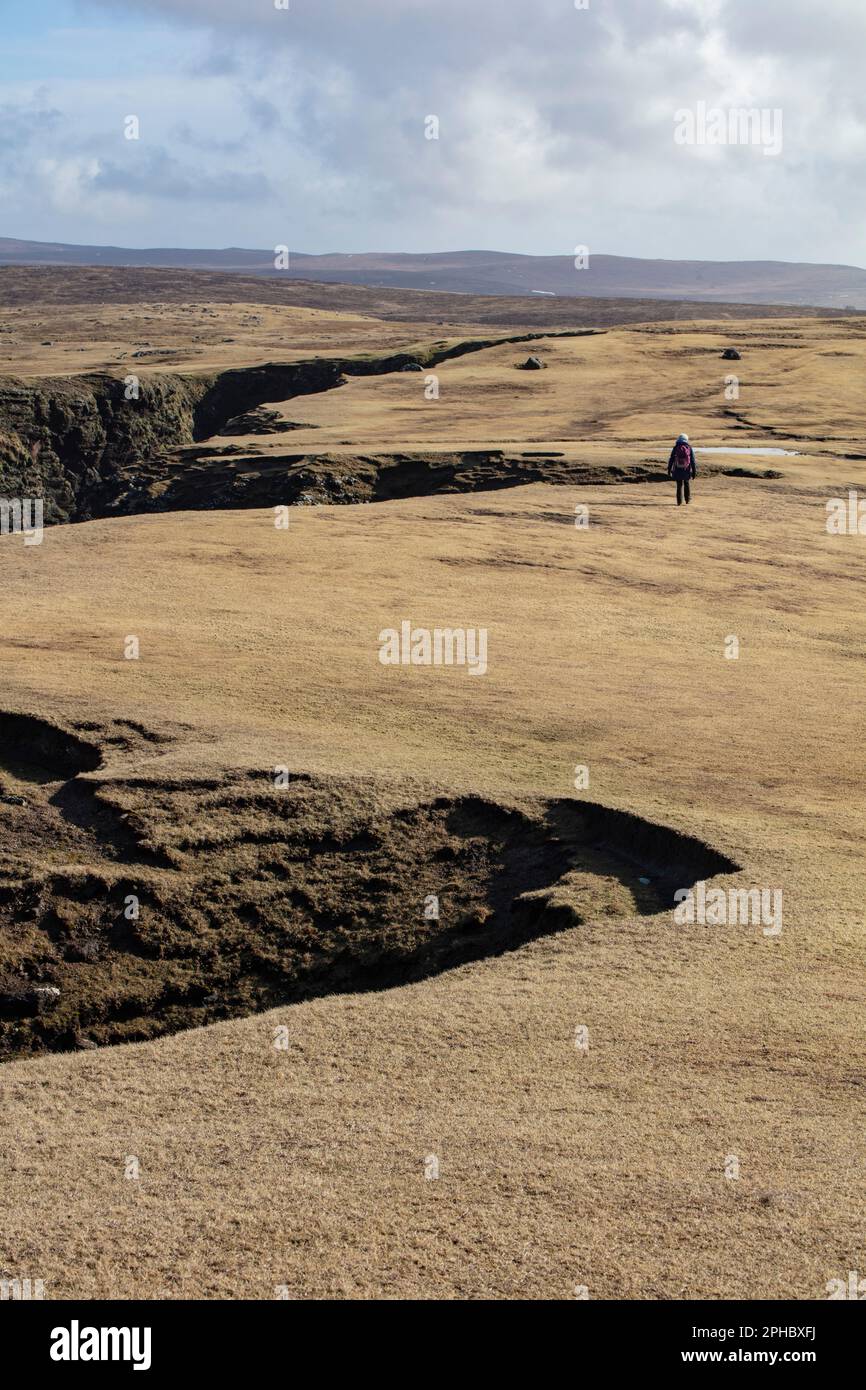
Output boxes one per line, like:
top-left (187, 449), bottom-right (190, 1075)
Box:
top-left (676, 476), bottom-right (691, 505)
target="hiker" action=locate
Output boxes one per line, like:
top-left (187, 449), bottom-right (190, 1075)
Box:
top-left (668, 432), bottom-right (696, 505)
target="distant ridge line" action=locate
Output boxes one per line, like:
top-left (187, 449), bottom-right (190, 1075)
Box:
top-left (2, 238), bottom-right (866, 309)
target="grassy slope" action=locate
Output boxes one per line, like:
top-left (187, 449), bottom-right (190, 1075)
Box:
top-left (206, 316), bottom-right (866, 461)
top-left (0, 301), bottom-right (864, 1299)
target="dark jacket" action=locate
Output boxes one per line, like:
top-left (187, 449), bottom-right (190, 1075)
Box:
top-left (668, 443), bottom-right (696, 478)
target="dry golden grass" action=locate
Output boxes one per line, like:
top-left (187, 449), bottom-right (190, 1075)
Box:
top-left (0, 304), bottom-right (864, 1300)
top-left (0, 297), bottom-right (445, 380)
top-left (207, 315), bottom-right (866, 464)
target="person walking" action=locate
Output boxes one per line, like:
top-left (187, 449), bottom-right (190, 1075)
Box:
top-left (668, 433), bottom-right (696, 505)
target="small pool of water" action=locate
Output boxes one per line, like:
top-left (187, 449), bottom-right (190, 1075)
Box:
top-left (695, 446), bottom-right (799, 456)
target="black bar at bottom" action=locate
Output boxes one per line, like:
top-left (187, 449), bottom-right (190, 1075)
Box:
top-left (4, 1298), bottom-right (857, 1375)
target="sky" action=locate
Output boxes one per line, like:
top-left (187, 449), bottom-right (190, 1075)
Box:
top-left (1, 0), bottom-right (864, 264)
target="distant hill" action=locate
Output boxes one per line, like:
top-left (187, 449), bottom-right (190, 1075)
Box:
top-left (3, 264), bottom-right (860, 332)
top-left (2, 239), bottom-right (866, 309)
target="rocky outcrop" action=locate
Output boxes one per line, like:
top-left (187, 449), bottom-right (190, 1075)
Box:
top-left (0, 330), bottom-right (600, 526)
top-left (0, 373), bottom-right (206, 524)
top-left (0, 717), bottom-right (739, 1057)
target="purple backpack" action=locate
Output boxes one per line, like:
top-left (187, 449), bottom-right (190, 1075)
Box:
top-left (672, 441), bottom-right (692, 475)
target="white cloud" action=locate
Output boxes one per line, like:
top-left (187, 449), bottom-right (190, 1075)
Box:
top-left (2, 0), bottom-right (863, 262)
